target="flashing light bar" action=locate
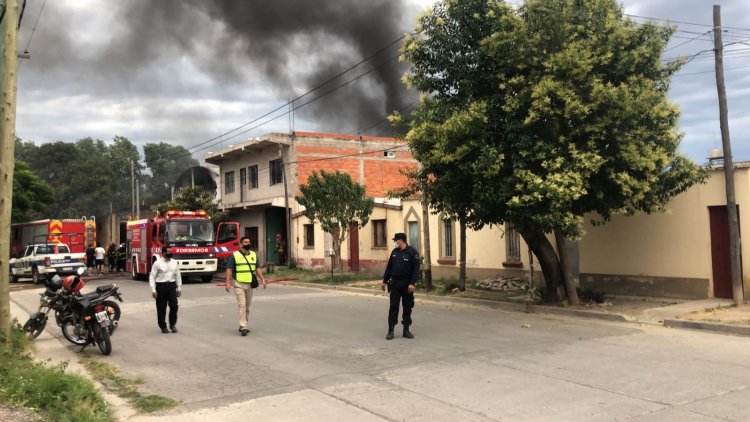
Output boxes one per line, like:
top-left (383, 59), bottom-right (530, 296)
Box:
top-left (166, 210), bottom-right (208, 217)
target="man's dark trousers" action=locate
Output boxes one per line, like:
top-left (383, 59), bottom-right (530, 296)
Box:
top-left (388, 282), bottom-right (414, 328)
top-left (155, 282), bottom-right (178, 329)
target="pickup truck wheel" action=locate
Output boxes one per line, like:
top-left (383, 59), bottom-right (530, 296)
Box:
top-left (9, 269), bottom-right (19, 283)
top-left (32, 267), bottom-right (40, 284)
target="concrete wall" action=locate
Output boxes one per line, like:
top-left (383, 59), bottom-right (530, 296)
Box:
top-left (218, 146), bottom-right (290, 209)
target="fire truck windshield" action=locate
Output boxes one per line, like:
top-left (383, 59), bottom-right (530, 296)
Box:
top-left (167, 220), bottom-right (214, 243)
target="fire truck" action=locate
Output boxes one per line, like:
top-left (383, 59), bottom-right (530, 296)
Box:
top-left (11, 217), bottom-right (96, 257)
top-left (126, 210), bottom-right (239, 283)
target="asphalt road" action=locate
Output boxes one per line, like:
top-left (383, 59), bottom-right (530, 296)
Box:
top-left (10, 274), bottom-right (750, 422)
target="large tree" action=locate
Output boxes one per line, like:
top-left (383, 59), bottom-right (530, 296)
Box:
top-left (296, 170), bottom-right (375, 271)
top-left (402, 0), bottom-right (706, 302)
top-left (143, 142), bottom-right (199, 205)
top-left (11, 161), bottom-right (53, 223)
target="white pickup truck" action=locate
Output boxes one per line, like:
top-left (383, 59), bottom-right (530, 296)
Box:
top-left (9, 243), bottom-right (86, 284)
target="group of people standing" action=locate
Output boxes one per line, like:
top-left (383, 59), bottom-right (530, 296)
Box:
top-left (84, 242), bottom-right (126, 276)
top-left (147, 233), bottom-right (420, 340)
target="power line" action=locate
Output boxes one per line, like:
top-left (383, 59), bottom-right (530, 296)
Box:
top-left (623, 13), bottom-right (750, 32)
top-left (22, 0), bottom-right (46, 53)
top-left (674, 64), bottom-right (750, 77)
top-left (191, 53), bottom-right (403, 155)
top-left (664, 30), bottom-right (712, 53)
top-left (187, 32), bottom-right (412, 153)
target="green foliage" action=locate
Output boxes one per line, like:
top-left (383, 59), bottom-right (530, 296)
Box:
top-left (12, 161), bottom-right (53, 223)
top-left (0, 322), bottom-right (112, 422)
top-left (401, 0), bottom-right (707, 299)
top-left (14, 137), bottom-right (143, 218)
top-left (296, 170), bottom-right (375, 234)
top-left (156, 186), bottom-right (227, 223)
top-left (13, 137), bottom-right (199, 221)
top-left (143, 142), bottom-right (199, 204)
top-left (296, 170), bottom-right (374, 270)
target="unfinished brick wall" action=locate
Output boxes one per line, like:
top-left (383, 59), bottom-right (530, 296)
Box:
top-left (292, 133), bottom-right (417, 198)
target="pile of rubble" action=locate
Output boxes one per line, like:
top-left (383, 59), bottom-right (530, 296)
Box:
top-left (474, 276), bottom-right (526, 291)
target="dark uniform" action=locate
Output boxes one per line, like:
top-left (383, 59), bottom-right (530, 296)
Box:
top-left (382, 237), bottom-right (420, 336)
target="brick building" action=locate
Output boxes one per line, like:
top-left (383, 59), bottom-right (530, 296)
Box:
top-left (204, 132), bottom-right (417, 269)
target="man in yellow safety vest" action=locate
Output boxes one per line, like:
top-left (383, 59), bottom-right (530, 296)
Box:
top-left (225, 236), bottom-right (267, 336)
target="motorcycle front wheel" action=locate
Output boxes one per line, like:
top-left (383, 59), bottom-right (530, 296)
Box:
top-left (93, 323), bottom-right (112, 356)
top-left (23, 316), bottom-right (46, 339)
top-left (61, 317), bottom-right (88, 346)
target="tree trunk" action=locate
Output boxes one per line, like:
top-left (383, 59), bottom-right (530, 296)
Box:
top-left (332, 227), bottom-right (343, 272)
top-left (519, 226), bottom-right (564, 302)
top-left (458, 217), bottom-right (467, 291)
top-left (421, 197), bottom-right (433, 291)
top-left (555, 230), bottom-right (580, 305)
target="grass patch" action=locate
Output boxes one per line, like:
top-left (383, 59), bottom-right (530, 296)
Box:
top-left (133, 395), bottom-right (180, 413)
top-left (0, 320), bottom-right (112, 422)
top-left (80, 357), bottom-right (177, 414)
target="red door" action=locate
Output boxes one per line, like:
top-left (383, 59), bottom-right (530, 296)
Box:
top-left (215, 222), bottom-right (240, 259)
top-left (709, 206), bottom-right (740, 298)
top-left (349, 223), bottom-right (360, 272)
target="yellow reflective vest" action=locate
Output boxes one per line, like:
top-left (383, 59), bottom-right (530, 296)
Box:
top-left (232, 250), bottom-right (257, 283)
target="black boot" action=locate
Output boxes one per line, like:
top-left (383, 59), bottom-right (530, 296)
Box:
top-left (386, 327), bottom-right (394, 340)
top-left (403, 326), bottom-right (414, 339)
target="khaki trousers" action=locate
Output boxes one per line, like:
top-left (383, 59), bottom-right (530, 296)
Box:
top-left (234, 281), bottom-right (254, 329)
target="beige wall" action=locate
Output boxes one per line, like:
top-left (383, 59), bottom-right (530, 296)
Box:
top-left (580, 167), bottom-right (750, 298)
top-left (218, 146), bottom-right (291, 209)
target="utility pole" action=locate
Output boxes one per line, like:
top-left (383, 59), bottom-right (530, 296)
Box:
top-left (0, 0), bottom-right (20, 342)
top-left (280, 142), bottom-right (291, 266)
top-left (131, 160), bottom-right (135, 216)
top-left (713, 4), bottom-right (744, 305)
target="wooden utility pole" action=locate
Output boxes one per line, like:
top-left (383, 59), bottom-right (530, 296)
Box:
top-left (0, 0), bottom-right (20, 342)
top-left (131, 160), bottom-right (135, 216)
top-left (713, 5), bottom-right (744, 305)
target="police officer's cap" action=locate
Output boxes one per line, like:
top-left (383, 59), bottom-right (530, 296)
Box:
top-left (392, 233), bottom-right (407, 242)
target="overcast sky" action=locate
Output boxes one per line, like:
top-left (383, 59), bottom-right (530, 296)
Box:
top-left (14, 0), bottom-right (750, 164)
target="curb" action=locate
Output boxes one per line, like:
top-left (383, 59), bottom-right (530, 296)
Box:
top-left (663, 319), bottom-right (750, 337)
top-left (284, 282), bottom-right (634, 323)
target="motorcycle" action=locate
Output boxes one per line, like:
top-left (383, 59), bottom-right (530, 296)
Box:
top-left (22, 274), bottom-right (70, 339)
top-left (59, 269), bottom-right (123, 355)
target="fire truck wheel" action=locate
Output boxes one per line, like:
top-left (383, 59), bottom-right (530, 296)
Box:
top-left (201, 275), bottom-right (213, 283)
top-left (131, 259), bottom-right (139, 281)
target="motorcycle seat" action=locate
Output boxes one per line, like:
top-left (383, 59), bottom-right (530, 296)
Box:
top-left (96, 284), bottom-right (116, 293)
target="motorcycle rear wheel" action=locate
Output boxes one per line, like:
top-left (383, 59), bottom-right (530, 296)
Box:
top-left (93, 324), bottom-right (112, 356)
top-left (23, 317), bottom-right (46, 339)
top-left (102, 300), bottom-right (121, 335)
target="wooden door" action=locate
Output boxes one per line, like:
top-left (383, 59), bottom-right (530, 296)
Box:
top-left (349, 223), bottom-right (360, 272)
top-left (709, 206), bottom-right (740, 298)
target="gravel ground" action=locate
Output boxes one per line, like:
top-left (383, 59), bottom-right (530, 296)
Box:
top-left (0, 405), bottom-right (43, 422)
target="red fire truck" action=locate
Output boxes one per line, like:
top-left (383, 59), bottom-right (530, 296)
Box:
top-left (11, 217), bottom-right (96, 257)
top-left (126, 210), bottom-right (239, 282)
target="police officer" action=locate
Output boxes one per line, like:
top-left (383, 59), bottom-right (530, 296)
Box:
top-left (381, 232), bottom-right (420, 340)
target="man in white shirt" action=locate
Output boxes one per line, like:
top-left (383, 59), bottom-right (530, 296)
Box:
top-left (94, 243), bottom-right (106, 276)
top-left (149, 246), bottom-right (183, 334)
